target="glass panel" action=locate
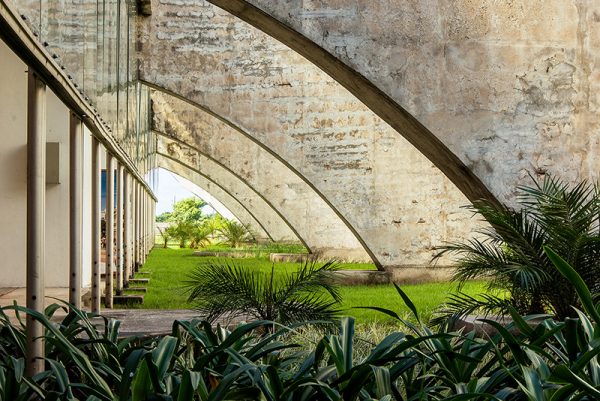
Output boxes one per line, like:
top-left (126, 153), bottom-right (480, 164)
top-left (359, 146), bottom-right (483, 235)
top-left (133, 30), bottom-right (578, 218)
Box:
top-left (83, 0), bottom-right (97, 106)
top-left (7, 0), bottom-right (153, 184)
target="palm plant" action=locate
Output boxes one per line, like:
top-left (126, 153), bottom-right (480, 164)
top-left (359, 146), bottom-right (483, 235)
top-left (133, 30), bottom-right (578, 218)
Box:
top-left (157, 226), bottom-right (172, 248)
top-left (434, 175), bottom-right (599, 321)
top-left (183, 260), bottom-right (342, 325)
top-left (217, 219), bottom-right (254, 248)
top-left (189, 224), bottom-right (213, 249)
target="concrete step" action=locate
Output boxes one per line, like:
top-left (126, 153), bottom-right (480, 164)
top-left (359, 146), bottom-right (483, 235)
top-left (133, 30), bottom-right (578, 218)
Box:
top-left (129, 278), bottom-right (149, 285)
top-left (125, 287), bottom-right (147, 293)
top-left (135, 271), bottom-right (151, 276)
top-left (102, 295), bottom-right (144, 305)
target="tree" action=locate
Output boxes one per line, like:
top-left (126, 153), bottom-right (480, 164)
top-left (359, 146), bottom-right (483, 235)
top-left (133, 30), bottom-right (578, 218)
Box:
top-left (172, 221), bottom-right (197, 248)
top-left (189, 224), bottom-right (213, 249)
top-left (184, 260), bottom-right (342, 326)
top-left (155, 212), bottom-right (172, 222)
top-left (157, 226), bottom-right (173, 248)
top-left (434, 175), bottom-right (600, 321)
top-left (218, 219), bottom-right (254, 248)
top-left (169, 198), bottom-right (207, 224)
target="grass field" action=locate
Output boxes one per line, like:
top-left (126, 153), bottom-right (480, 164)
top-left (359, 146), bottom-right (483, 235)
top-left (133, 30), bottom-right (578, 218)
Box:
top-left (129, 247), bottom-right (488, 323)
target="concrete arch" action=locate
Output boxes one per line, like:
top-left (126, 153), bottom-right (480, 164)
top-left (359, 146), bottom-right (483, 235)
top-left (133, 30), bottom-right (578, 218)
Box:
top-left (207, 0), bottom-right (599, 204)
top-left (154, 165), bottom-right (273, 241)
top-left (154, 109), bottom-right (372, 261)
top-left (138, 1), bottom-right (482, 268)
top-left (156, 153), bottom-right (301, 245)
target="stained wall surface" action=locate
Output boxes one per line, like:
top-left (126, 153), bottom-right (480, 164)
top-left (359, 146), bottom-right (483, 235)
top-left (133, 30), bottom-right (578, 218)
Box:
top-left (139, 0), bottom-right (480, 267)
top-left (152, 90), bottom-right (370, 260)
top-left (234, 0), bottom-right (600, 202)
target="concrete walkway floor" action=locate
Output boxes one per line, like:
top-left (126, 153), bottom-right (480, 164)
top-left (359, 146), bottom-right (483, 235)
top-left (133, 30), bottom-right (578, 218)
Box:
top-left (0, 287), bottom-right (243, 337)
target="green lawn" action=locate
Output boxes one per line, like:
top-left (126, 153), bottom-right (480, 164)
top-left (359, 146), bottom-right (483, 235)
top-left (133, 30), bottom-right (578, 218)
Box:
top-left (130, 247), bottom-right (487, 323)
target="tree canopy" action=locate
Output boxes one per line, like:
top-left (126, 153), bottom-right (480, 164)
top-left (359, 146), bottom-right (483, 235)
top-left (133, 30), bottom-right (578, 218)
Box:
top-left (159, 197), bottom-right (207, 224)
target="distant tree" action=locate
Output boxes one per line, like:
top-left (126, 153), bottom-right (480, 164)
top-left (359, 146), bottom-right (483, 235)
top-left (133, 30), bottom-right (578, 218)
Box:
top-left (218, 220), bottom-right (254, 248)
top-left (157, 226), bottom-right (173, 248)
top-left (170, 198), bottom-right (207, 224)
top-left (172, 221), bottom-right (197, 248)
top-left (155, 212), bottom-right (172, 222)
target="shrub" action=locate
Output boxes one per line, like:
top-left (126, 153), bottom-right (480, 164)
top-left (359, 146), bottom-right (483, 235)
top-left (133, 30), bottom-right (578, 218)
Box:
top-left (435, 175), bottom-right (599, 321)
top-left (4, 248), bottom-right (600, 400)
top-left (184, 259), bottom-right (342, 326)
top-left (217, 219), bottom-right (254, 248)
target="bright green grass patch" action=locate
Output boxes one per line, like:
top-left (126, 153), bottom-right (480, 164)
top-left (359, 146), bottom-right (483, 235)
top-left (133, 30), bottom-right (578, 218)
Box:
top-left (154, 240), bottom-right (309, 256)
top-left (132, 248), bottom-right (487, 323)
top-left (339, 281), bottom-right (488, 323)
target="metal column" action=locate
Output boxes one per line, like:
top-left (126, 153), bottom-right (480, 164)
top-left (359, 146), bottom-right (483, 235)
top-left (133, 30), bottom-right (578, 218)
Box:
top-left (116, 163), bottom-right (123, 295)
top-left (69, 113), bottom-right (82, 309)
top-left (91, 138), bottom-right (101, 313)
top-left (26, 70), bottom-right (46, 377)
top-left (105, 153), bottom-right (114, 308)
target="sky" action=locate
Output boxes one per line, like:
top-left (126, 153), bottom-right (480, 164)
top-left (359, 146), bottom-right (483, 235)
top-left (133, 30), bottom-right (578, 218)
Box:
top-left (152, 168), bottom-right (236, 220)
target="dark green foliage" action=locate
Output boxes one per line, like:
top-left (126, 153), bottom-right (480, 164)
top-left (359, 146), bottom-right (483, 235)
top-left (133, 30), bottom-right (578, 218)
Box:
top-left (435, 175), bottom-right (599, 320)
top-left (4, 248), bottom-right (600, 400)
top-left (183, 259), bottom-right (342, 325)
top-left (169, 197), bottom-right (207, 224)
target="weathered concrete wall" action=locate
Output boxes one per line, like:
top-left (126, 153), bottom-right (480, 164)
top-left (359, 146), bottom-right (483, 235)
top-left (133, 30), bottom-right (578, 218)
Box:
top-left (222, 0), bottom-right (600, 203)
top-left (152, 90), bottom-right (370, 260)
top-left (156, 161), bottom-right (281, 241)
top-left (155, 153), bottom-right (300, 244)
top-left (138, 0), bottom-right (480, 268)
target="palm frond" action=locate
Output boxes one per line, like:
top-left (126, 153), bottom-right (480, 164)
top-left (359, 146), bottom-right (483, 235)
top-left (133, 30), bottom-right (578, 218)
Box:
top-left (431, 292), bottom-right (513, 327)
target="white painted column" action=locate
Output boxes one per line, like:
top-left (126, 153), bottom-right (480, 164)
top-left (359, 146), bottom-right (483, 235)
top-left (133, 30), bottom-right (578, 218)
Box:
top-left (91, 138), bottom-right (101, 313)
top-left (116, 162), bottom-right (124, 295)
top-left (133, 180), bottom-right (139, 271)
top-left (105, 153), bottom-right (114, 308)
top-left (26, 69), bottom-right (46, 377)
top-left (123, 170), bottom-right (130, 286)
top-left (69, 113), bottom-right (83, 309)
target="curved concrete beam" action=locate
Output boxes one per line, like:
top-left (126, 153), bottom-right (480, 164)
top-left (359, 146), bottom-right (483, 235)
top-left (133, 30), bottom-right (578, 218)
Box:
top-left (156, 153), bottom-right (301, 244)
top-left (139, 2), bottom-right (481, 268)
top-left (154, 117), bottom-right (372, 262)
top-left (154, 164), bottom-right (273, 241)
top-left (208, 0), bottom-right (599, 204)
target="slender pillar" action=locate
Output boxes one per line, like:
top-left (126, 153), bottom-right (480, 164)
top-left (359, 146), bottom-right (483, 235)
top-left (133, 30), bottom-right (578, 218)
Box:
top-left (69, 113), bottom-right (83, 309)
top-left (136, 182), bottom-right (142, 269)
top-left (142, 191), bottom-right (147, 262)
top-left (123, 171), bottom-right (130, 287)
top-left (133, 180), bottom-right (139, 272)
top-left (116, 163), bottom-right (124, 295)
top-left (91, 139), bottom-right (101, 313)
top-left (105, 153), bottom-right (114, 308)
top-left (26, 70), bottom-right (46, 377)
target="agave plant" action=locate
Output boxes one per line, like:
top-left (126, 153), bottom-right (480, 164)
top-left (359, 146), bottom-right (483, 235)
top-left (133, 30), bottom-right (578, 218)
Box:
top-left (434, 175), bottom-right (600, 321)
top-left (217, 219), bottom-right (254, 248)
top-left (184, 260), bottom-right (342, 325)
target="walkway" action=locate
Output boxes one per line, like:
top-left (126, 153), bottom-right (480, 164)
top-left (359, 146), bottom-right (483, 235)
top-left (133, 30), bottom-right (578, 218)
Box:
top-left (0, 287), bottom-right (241, 337)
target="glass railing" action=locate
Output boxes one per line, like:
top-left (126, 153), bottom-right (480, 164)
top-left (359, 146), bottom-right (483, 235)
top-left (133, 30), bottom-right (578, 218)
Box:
top-left (9, 0), bottom-right (156, 177)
